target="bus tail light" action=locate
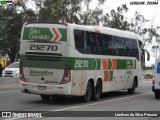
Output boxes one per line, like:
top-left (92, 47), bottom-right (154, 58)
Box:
top-left (20, 63), bottom-right (27, 82)
top-left (59, 65), bottom-right (71, 84)
top-left (152, 76), bottom-right (155, 92)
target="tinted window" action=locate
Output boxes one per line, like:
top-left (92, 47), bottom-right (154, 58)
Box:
top-left (131, 39), bottom-right (139, 60)
top-left (74, 29), bottom-right (139, 60)
top-left (114, 36), bottom-right (125, 56)
top-left (74, 30), bottom-right (85, 53)
top-left (97, 34), bottom-right (115, 55)
top-left (85, 32), bottom-right (97, 54)
top-left (123, 38), bottom-right (139, 60)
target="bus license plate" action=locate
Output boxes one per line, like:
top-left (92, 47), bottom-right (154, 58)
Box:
top-left (38, 86), bottom-right (46, 90)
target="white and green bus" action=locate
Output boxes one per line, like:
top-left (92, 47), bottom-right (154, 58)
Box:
top-left (20, 22), bottom-right (150, 102)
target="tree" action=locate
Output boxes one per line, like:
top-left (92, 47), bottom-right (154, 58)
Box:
top-left (34, 0), bottom-right (81, 23)
top-left (34, 0), bottom-right (106, 25)
top-left (102, 4), bottom-right (130, 31)
top-left (0, 2), bottom-right (36, 62)
top-left (80, 7), bottom-right (103, 25)
top-left (0, 6), bottom-right (23, 62)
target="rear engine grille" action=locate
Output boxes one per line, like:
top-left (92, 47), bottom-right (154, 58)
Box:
top-left (25, 52), bottom-right (62, 61)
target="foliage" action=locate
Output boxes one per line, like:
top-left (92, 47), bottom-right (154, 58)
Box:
top-left (0, 3), bottom-right (36, 62)
top-left (144, 74), bottom-right (153, 79)
top-left (0, 6), bottom-right (22, 62)
top-left (102, 4), bottom-right (130, 31)
top-left (35, 0), bottom-right (81, 23)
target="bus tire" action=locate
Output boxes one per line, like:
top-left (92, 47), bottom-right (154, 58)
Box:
top-left (82, 81), bottom-right (92, 102)
top-left (40, 95), bottom-right (51, 101)
top-left (128, 79), bottom-right (136, 94)
top-left (93, 80), bottom-right (102, 101)
top-left (155, 92), bottom-right (160, 99)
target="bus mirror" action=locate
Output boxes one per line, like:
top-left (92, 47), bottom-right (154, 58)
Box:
top-left (147, 52), bottom-right (150, 61)
top-left (143, 49), bottom-right (150, 61)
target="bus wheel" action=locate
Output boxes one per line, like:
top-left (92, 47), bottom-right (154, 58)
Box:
top-left (128, 79), bottom-right (136, 94)
top-left (82, 81), bottom-right (92, 102)
top-left (155, 92), bottom-right (160, 99)
top-left (40, 95), bottom-right (51, 101)
top-left (93, 80), bottom-right (102, 101)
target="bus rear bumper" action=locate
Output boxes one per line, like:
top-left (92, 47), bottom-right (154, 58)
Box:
top-left (19, 81), bottom-right (72, 96)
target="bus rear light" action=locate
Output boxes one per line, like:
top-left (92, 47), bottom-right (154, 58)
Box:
top-left (59, 65), bottom-right (71, 84)
top-left (20, 63), bottom-right (27, 82)
top-left (152, 76), bottom-right (155, 85)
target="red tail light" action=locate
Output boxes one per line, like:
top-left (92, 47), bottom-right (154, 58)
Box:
top-left (152, 76), bottom-right (155, 84)
top-left (59, 65), bottom-right (71, 84)
top-left (20, 63), bottom-right (27, 82)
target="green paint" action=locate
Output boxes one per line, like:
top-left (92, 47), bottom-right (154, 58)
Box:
top-left (116, 59), bottom-right (127, 69)
top-left (108, 59), bottom-right (112, 69)
top-left (96, 58), bottom-right (101, 70)
top-left (109, 71), bottom-right (113, 81)
top-left (59, 28), bottom-right (67, 42)
top-left (23, 27), bottom-right (53, 41)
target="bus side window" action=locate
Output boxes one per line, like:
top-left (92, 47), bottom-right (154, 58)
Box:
top-left (103, 35), bottom-right (114, 55)
top-left (74, 30), bottom-right (85, 53)
top-left (85, 32), bottom-right (97, 54)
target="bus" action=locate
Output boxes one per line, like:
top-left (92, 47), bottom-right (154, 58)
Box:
top-left (20, 22), bottom-right (150, 102)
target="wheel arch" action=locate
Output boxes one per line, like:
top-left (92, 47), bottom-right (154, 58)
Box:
top-left (133, 75), bottom-right (138, 88)
top-left (96, 77), bottom-right (103, 91)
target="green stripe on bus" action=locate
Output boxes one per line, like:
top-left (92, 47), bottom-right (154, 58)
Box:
top-left (116, 59), bottom-right (127, 69)
top-left (20, 55), bottom-right (136, 70)
top-left (96, 58), bottom-right (101, 70)
top-left (20, 55), bottom-right (66, 69)
top-left (67, 57), bottom-right (97, 70)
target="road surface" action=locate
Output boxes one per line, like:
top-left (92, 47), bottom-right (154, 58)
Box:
top-left (0, 79), bottom-right (159, 120)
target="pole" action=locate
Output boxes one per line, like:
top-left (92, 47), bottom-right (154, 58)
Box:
top-left (156, 47), bottom-right (157, 59)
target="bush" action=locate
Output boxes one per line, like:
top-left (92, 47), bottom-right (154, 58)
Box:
top-left (144, 74), bottom-right (153, 78)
